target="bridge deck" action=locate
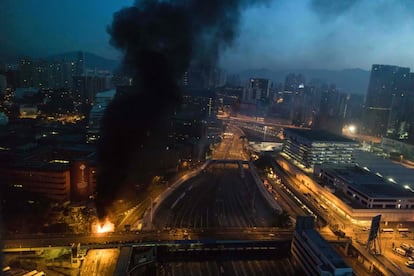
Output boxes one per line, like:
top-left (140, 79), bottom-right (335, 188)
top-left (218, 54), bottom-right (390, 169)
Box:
top-left (209, 159), bottom-right (249, 164)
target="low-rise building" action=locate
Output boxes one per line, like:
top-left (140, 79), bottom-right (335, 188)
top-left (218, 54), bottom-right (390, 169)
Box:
top-left (277, 156), bottom-right (414, 223)
top-left (291, 216), bottom-right (352, 276)
top-left (0, 144), bottom-right (96, 202)
top-left (2, 163), bottom-right (71, 201)
top-left (281, 128), bottom-right (358, 173)
top-left (316, 165), bottom-right (414, 209)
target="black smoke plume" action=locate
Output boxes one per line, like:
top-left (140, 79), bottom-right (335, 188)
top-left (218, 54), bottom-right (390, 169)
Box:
top-left (95, 0), bottom-right (267, 219)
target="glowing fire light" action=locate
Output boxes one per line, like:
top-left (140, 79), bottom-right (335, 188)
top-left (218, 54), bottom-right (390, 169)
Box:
top-left (94, 218), bottom-right (115, 234)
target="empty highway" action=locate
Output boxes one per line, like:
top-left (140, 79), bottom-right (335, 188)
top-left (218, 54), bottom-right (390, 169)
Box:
top-left (154, 164), bottom-right (278, 230)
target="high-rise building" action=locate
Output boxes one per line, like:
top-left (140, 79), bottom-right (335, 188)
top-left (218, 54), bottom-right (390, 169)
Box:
top-left (19, 57), bottom-right (34, 87)
top-left (183, 64), bottom-right (223, 90)
top-left (294, 85), bottom-right (320, 127)
top-left (284, 73), bottom-right (305, 92)
top-left (48, 60), bottom-right (64, 89)
top-left (281, 128), bottom-right (358, 173)
top-left (72, 73), bottom-right (113, 104)
top-left (0, 74), bottom-right (6, 96)
top-left (86, 89), bottom-right (116, 143)
top-left (406, 73), bottom-right (414, 143)
top-left (363, 64), bottom-right (410, 136)
top-left (284, 74), bottom-right (306, 124)
top-left (243, 78), bottom-right (270, 102)
top-left (312, 84), bottom-right (348, 134)
top-left (32, 59), bottom-right (49, 88)
top-left (17, 53), bottom-right (86, 90)
top-left (76, 51), bottom-right (84, 76)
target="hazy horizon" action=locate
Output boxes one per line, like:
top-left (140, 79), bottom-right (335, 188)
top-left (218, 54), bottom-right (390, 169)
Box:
top-left (2, 0), bottom-right (414, 72)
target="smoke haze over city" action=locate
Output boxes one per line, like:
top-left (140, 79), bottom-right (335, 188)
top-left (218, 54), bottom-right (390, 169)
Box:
top-left (95, 0), bottom-right (270, 219)
top-left (2, 0), bottom-right (414, 71)
top-left (5, 0), bottom-right (414, 275)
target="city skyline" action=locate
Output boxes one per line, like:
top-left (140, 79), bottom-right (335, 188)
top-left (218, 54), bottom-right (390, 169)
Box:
top-left (2, 0), bottom-right (414, 72)
top-left (4, 1), bottom-right (414, 274)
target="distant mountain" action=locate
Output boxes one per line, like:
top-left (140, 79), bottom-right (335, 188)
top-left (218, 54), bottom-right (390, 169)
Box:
top-left (239, 68), bottom-right (370, 95)
top-left (46, 51), bottom-right (120, 72)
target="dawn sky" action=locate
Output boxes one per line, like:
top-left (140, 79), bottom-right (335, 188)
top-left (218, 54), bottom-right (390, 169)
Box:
top-left (2, 0), bottom-right (414, 72)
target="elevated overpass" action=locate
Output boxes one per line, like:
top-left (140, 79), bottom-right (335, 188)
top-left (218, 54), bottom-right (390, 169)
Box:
top-left (3, 232), bottom-right (293, 253)
top-left (209, 159), bottom-right (249, 164)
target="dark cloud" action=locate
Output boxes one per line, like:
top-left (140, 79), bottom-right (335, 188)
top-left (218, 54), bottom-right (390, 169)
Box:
top-left (95, 0), bottom-right (267, 219)
top-left (220, 0), bottom-right (414, 71)
top-left (3, 1), bottom-right (414, 72)
top-left (310, 0), bottom-right (359, 20)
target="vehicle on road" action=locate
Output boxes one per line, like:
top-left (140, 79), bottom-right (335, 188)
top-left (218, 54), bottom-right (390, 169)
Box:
top-left (393, 247), bottom-right (407, 256)
top-left (405, 261), bottom-right (414, 268)
top-left (333, 230), bottom-right (346, 238)
top-left (401, 243), bottom-right (412, 251)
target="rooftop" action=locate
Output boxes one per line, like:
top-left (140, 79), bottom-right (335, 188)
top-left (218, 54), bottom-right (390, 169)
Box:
top-left (353, 150), bottom-right (414, 189)
top-left (12, 160), bottom-right (70, 172)
top-left (325, 165), bottom-right (414, 198)
top-left (303, 229), bottom-right (350, 269)
top-left (285, 128), bottom-right (356, 143)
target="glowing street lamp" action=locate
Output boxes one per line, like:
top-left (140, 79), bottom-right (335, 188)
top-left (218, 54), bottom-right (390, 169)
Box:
top-left (348, 125), bottom-right (356, 134)
top-left (388, 178), bottom-right (396, 184)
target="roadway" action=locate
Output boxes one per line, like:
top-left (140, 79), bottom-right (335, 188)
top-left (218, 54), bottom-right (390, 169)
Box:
top-left (4, 238), bottom-right (300, 275)
top-left (135, 238), bottom-right (301, 275)
top-left (212, 123), bottom-right (248, 160)
top-left (151, 122), bottom-right (280, 230)
top-left (3, 121), bottom-right (294, 255)
top-left (153, 166), bottom-right (279, 229)
top-left (5, 118), bottom-right (360, 275)
top-left (225, 114), bottom-right (303, 129)
top-left (3, 228), bottom-right (293, 250)
top-left (80, 248), bottom-right (119, 276)
top-left (354, 230), bottom-right (414, 275)
top-left (157, 259), bottom-right (297, 275)
top-left (266, 175), bottom-right (307, 218)
top-left (271, 157), bottom-right (414, 275)
top-left (115, 200), bottom-right (148, 231)
top-left (270, 161), bottom-right (335, 226)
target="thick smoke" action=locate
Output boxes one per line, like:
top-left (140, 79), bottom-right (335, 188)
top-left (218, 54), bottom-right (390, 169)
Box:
top-left (310, 0), bottom-right (359, 20)
top-left (310, 0), bottom-right (414, 21)
top-left (95, 0), bottom-right (267, 219)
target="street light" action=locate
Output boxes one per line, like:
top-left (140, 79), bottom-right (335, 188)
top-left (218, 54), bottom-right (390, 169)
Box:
top-left (348, 125), bottom-right (356, 134)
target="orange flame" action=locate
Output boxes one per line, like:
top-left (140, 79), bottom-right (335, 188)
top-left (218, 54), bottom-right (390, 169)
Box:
top-left (94, 218), bottom-right (115, 234)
